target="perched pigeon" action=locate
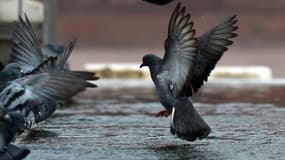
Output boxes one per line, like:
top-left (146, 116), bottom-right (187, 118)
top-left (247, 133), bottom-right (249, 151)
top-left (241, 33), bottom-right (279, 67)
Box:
top-left (140, 3), bottom-right (238, 141)
top-left (143, 0), bottom-right (173, 5)
top-left (0, 40), bottom-right (98, 160)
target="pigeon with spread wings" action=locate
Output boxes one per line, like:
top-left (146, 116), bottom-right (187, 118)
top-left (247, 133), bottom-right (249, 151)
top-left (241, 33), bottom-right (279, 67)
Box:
top-left (140, 3), bottom-right (238, 141)
top-left (0, 15), bottom-right (72, 89)
top-left (0, 40), bottom-right (98, 160)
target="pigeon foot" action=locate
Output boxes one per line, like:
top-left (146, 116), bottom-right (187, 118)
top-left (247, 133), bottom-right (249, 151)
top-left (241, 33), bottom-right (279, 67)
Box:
top-left (156, 110), bottom-right (170, 117)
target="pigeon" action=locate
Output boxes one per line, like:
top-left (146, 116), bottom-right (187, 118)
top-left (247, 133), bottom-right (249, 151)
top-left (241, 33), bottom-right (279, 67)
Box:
top-left (143, 0), bottom-right (173, 5)
top-left (140, 3), bottom-right (238, 141)
top-left (0, 15), bottom-right (68, 89)
top-left (0, 40), bottom-right (98, 160)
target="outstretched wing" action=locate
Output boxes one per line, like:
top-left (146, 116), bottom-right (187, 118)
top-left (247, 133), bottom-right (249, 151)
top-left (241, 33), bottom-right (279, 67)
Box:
top-left (189, 15), bottom-right (238, 95)
top-left (9, 14), bottom-right (43, 72)
top-left (0, 72), bottom-right (96, 113)
top-left (24, 39), bottom-right (97, 102)
top-left (0, 40), bottom-right (97, 126)
top-left (0, 43), bottom-right (96, 112)
top-left (158, 3), bottom-right (197, 97)
top-left (28, 39), bottom-right (99, 81)
top-left (28, 40), bottom-right (76, 74)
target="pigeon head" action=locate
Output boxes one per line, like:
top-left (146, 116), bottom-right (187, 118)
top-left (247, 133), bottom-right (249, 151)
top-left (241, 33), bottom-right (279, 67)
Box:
top-left (140, 54), bottom-right (161, 68)
top-left (0, 63), bottom-right (24, 82)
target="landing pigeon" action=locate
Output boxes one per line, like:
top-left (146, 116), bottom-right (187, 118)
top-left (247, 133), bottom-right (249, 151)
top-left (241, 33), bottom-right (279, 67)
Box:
top-left (140, 3), bottom-right (238, 141)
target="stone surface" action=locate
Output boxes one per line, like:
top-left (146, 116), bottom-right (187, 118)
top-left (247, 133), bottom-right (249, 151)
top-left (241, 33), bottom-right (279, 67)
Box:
top-left (16, 81), bottom-right (285, 160)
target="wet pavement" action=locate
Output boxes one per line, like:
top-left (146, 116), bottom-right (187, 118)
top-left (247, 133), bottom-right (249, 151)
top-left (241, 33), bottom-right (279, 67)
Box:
top-left (16, 80), bottom-right (285, 160)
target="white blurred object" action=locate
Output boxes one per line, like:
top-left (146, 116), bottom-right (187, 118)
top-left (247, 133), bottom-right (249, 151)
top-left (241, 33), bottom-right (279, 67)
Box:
top-left (0, 0), bottom-right (43, 22)
top-left (85, 63), bottom-right (272, 80)
top-left (210, 66), bottom-right (272, 80)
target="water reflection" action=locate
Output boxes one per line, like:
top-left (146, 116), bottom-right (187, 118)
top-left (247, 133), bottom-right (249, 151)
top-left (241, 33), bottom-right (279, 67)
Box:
top-left (150, 144), bottom-right (224, 160)
top-left (22, 130), bottom-right (58, 142)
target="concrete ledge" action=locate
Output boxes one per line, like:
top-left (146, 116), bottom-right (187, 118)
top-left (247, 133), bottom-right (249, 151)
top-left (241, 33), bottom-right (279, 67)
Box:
top-left (85, 63), bottom-right (272, 80)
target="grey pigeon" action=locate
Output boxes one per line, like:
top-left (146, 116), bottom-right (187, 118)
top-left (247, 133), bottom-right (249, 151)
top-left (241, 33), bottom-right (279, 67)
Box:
top-left (0, 40), bottom-right (98, 160)
top-left (143, 0), bottom-right (173, 5)
top-left (0, 15), bottom-right (68, 88)
top-left (140, 3), bottom-right (238, 141)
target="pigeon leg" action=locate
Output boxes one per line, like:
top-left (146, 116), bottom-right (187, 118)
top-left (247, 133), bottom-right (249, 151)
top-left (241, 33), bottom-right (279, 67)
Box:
top-left (156, 110), bottom-right (171, 117)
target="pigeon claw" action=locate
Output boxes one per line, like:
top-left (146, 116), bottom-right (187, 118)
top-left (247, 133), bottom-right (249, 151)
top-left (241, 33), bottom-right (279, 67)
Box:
top-left (156, 110), bottom-right (170, 117)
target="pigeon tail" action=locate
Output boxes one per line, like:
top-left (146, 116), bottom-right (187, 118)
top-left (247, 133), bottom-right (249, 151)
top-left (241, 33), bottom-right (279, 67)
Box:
top-left (0, 144), bottom-right (30, 160)
top-left (170, 97), bottom-right (211, 141)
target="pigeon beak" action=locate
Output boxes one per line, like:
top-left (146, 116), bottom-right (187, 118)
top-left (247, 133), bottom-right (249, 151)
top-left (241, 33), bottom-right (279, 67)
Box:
top-left (140, 63), bottom-right (145, 68)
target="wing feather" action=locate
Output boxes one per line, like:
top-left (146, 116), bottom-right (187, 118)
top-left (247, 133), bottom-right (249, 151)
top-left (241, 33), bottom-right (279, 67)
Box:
top-left (189, 15), bottom-right (238, 94)
top-left (158, 3), bottom-right (198, 97)
top-left (9, 14), bottom-right (43, 71)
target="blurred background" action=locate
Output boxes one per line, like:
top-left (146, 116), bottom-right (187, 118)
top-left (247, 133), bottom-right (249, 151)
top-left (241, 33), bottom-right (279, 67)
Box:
top-left (1, 1), bottom-right (285, 160)
top-left (1, 0), bottom-right (285, 77)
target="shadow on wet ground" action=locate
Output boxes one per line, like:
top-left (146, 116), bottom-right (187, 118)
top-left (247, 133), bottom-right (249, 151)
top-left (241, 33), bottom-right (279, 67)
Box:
top-left (16, 80), bottom-right (285, 160)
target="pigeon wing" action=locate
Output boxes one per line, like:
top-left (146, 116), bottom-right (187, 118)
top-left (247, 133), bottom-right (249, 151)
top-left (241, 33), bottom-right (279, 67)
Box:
top-left (22, 39), bottom-right (96, 102)
top-left (158, 3), bottom-right (197, 97)
top-left (189, 15), bottom-right (238, 94)
top-left (22, 72), bottom-right (96, 103)
top-left (0, 53), bottom-right (96, 112)
top-left (9, 14), bottom-right (43, 72)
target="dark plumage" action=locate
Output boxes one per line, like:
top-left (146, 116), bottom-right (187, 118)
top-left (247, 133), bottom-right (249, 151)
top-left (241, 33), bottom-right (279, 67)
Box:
top-left (143, 0), bottom-right (173, 5)
top-left (140, 3), bottom-right (238, 141)
top-left (0, 15), bottom-right (99, 159)
top-left (0, 106), bottom-right (30, 160)
top-left (0, 63), bottom-right (24, 90)
top-left (0, 15), bottom-right (70, 88)
top-left (42, 42), bottom-right (69, 70)
top-left (0, 40), bottom-right (98, 159)
top-left (0, 62), bottom-right (4, 71)
top-left (0, 144), bottom-right (30, 160)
